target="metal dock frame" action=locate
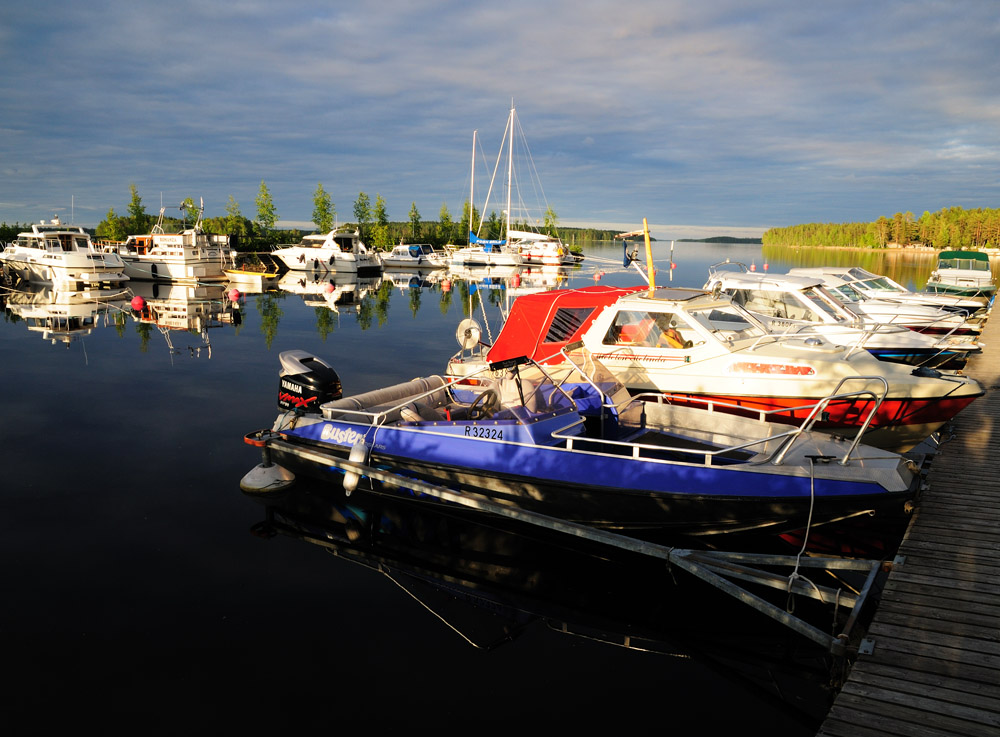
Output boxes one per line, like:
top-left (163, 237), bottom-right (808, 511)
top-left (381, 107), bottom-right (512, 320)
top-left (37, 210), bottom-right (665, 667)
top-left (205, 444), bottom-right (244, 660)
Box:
top-left (256, 433), bottom-right (891, 662)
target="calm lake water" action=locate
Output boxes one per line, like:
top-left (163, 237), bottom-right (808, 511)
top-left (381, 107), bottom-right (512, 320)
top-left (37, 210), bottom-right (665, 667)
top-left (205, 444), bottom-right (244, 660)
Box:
top-left (0, 241), bottom-right (948, 734)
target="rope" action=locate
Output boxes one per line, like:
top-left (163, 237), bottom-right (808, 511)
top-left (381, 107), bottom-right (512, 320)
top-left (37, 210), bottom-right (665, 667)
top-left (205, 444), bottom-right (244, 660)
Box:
top-left (786, 457), bottom-right (822, 613)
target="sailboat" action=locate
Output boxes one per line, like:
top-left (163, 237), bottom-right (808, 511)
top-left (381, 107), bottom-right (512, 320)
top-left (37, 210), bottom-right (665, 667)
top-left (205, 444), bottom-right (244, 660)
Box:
top-left (450, 105), bottom-right (579, 267)
top-left (449, 126), bottom-right (524, 267)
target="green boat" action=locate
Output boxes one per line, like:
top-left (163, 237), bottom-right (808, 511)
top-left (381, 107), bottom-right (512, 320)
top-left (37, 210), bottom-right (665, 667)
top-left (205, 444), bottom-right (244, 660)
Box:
top-left (925, 250), bottom-right (997, 300)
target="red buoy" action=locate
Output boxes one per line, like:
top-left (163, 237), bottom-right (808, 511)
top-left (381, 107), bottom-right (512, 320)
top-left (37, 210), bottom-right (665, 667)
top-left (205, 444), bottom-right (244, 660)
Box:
top-left (228, 288), bottom-right (241, 302)
top-left (130, 295), bottom-right (145, 311)
top-left (325, 282), bottom-right (335, 294)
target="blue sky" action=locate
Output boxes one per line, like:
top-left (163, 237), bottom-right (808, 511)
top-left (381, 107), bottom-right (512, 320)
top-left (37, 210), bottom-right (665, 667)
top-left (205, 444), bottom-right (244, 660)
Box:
top-left (2, 0), bottom-right (998, 240)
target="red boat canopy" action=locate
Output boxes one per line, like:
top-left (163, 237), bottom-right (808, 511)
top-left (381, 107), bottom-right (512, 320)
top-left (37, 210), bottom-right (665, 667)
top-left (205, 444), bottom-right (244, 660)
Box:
top-left (487, 285), bottom-right (646, 364)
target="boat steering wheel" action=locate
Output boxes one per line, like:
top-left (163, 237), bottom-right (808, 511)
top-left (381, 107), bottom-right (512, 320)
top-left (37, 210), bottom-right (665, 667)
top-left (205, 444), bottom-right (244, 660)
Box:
top-left (468, 388), bottom-right (501, 420)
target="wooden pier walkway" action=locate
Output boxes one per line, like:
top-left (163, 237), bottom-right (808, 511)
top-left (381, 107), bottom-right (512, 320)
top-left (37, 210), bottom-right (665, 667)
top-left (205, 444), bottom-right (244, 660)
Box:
top-left (818, 312), bottom-right (1000, 736)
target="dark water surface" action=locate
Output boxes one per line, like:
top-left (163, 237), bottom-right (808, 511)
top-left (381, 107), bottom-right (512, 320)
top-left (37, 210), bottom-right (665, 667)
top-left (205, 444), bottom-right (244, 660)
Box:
top-left (2, 242), bottom-right (937, 735)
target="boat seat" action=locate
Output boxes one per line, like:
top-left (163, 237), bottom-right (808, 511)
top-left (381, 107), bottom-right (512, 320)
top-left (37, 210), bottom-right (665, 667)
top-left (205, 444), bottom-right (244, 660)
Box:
top-left (400, 401), bottom-right (446, 423)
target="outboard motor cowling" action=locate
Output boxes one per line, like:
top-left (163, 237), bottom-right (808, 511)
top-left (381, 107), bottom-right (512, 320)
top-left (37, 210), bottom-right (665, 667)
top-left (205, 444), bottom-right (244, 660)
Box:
top-left (278, 350), bottom-right (342, 411)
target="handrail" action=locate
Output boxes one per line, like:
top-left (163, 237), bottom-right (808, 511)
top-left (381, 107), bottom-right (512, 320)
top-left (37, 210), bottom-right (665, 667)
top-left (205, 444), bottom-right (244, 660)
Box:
top-left (551, 421), bottom-right (803, 467)
top-left (553, 342), bottom-right (889, 466)
top-left (627, 376), bottom-right (888, 466)
top-left (772, 375), bottom-right (888, 466)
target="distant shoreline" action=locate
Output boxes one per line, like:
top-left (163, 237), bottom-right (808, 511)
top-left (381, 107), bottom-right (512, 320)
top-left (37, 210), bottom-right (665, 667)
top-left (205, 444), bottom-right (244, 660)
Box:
top-left (677, 237), bottom-right (763, 244)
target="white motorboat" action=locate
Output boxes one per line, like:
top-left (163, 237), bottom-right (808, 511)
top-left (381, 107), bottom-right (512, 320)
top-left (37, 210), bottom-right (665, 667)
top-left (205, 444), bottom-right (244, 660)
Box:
top-left (787, 267), bottom-right (986, 337)
top-left (379, 243), bottom-right (449, 269)
top-left (704, 263), bottom-right (980, 370)
top-left (0, 216), bottom-right (129, 291)
top-left (102, 202), bottom-right (234, 283)
top-left (450, 284), bottom-right (984, 452)
top-left (271, 228), bottom-right (381, 275)
top-left (789, 266), bottom-right (989, 314)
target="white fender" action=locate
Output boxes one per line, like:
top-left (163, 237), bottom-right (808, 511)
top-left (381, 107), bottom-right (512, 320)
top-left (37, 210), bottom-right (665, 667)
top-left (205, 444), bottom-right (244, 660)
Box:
top-left (342, 440), bottom-right (369, 495)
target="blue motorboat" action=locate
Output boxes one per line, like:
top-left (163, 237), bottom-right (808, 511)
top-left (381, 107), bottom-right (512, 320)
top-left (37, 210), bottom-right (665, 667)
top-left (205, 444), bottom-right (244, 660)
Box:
top-left (242, 348), bottom-right (922, 539)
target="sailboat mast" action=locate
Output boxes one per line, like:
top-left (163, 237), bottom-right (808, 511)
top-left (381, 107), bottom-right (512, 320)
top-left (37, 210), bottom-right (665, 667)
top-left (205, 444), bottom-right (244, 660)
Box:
top-left (505, 104), bottom-right (514, 237)
top-left (470, 130), bottom-right (477, 238)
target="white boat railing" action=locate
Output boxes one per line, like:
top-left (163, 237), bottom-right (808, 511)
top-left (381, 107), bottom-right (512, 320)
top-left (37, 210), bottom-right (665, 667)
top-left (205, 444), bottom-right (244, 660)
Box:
top-left (555, 340), bottom-right (888, 466)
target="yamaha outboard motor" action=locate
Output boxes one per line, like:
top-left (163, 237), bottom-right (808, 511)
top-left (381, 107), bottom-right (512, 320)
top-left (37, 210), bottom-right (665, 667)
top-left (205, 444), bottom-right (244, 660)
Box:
top-left (278, 350), bottom-right (342, 411)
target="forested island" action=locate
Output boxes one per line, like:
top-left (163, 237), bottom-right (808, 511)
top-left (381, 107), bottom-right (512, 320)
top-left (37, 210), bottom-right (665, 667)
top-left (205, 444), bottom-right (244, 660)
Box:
top-left (762, 206), bottom-right (1000, 250)
top-left (679, 237), bottom-right (762, 244)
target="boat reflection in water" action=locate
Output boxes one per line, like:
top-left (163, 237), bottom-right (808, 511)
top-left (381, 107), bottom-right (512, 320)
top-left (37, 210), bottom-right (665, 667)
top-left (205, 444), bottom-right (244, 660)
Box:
top-left (3, 283), bottom-right (130, 346)
top-left (277, 270), bottom-right (381, 314)
top-left (244, 477), bottom-right (896, 727)
top-left (129, 281), bottom-right (241, 358)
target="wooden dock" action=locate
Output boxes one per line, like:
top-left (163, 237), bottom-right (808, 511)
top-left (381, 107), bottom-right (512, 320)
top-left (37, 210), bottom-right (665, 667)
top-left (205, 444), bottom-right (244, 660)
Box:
top-left (818, 312), bottom-right (1000, 736)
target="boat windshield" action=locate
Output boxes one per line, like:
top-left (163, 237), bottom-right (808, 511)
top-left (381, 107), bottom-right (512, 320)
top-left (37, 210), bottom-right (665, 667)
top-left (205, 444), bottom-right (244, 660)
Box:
top-left (685, 303), bottom-right (768, 342)
top-left (601, 302), bottom-right (766, 349)
top-left (939, 257), bottom-right (990, 272)
top-left (803, 286), bottom-right (852, 321)
top-left (728, 287), bottom-right (833, 322)
top-left (829, 283), bottom-right (864, 303)
top-left (854, 275), bottom-right (904, 293)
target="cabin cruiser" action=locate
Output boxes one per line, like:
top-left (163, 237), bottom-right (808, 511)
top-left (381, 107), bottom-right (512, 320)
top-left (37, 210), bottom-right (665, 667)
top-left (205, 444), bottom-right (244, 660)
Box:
top-left (704, 263), bottom-right (980, 370)
top-left (784, 268), bottom-right (985, 337)
top-left (0, 216), bottom-right (129, 291)
top-left (924, 250), bottom-right (996, 300)
top-left (102, 203), bottom-right (234, 283)
top-left (242, 347), bottom-right (922, 539)
top-left (788, 267), bottom-right (989, 318)
top-left (271, 228), bottom-right (381, 275)
top-left (379, 243), bottom-right (449, 269)
top-left (449, 285), bottom-right (984, 452)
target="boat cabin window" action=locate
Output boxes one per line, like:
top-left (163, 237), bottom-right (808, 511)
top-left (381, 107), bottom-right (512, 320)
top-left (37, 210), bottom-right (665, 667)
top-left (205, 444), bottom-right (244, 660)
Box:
top-left (939, 257), bottom-right (990, 272)
top-left (686, 303), bottom-right (766, 342)
top-left (543, 307), bottom-right (595, 343)
top-left (603, 310), bottom-right (695, 348)
top-left (334, 236), bottom-right (354, 253)
top-left (731, 288), bottom-right (822, 322)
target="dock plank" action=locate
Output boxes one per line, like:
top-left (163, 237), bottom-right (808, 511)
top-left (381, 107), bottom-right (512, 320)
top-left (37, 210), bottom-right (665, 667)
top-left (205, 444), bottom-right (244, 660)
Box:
top-left (817, 307), bottom-right (1000, 737)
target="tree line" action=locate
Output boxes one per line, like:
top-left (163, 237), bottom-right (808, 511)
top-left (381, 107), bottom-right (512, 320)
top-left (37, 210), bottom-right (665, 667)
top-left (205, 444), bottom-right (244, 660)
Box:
top-left (762, 206), bottom-right (1000, 250)
top-left (0, 182), bottom-right (623, 252)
